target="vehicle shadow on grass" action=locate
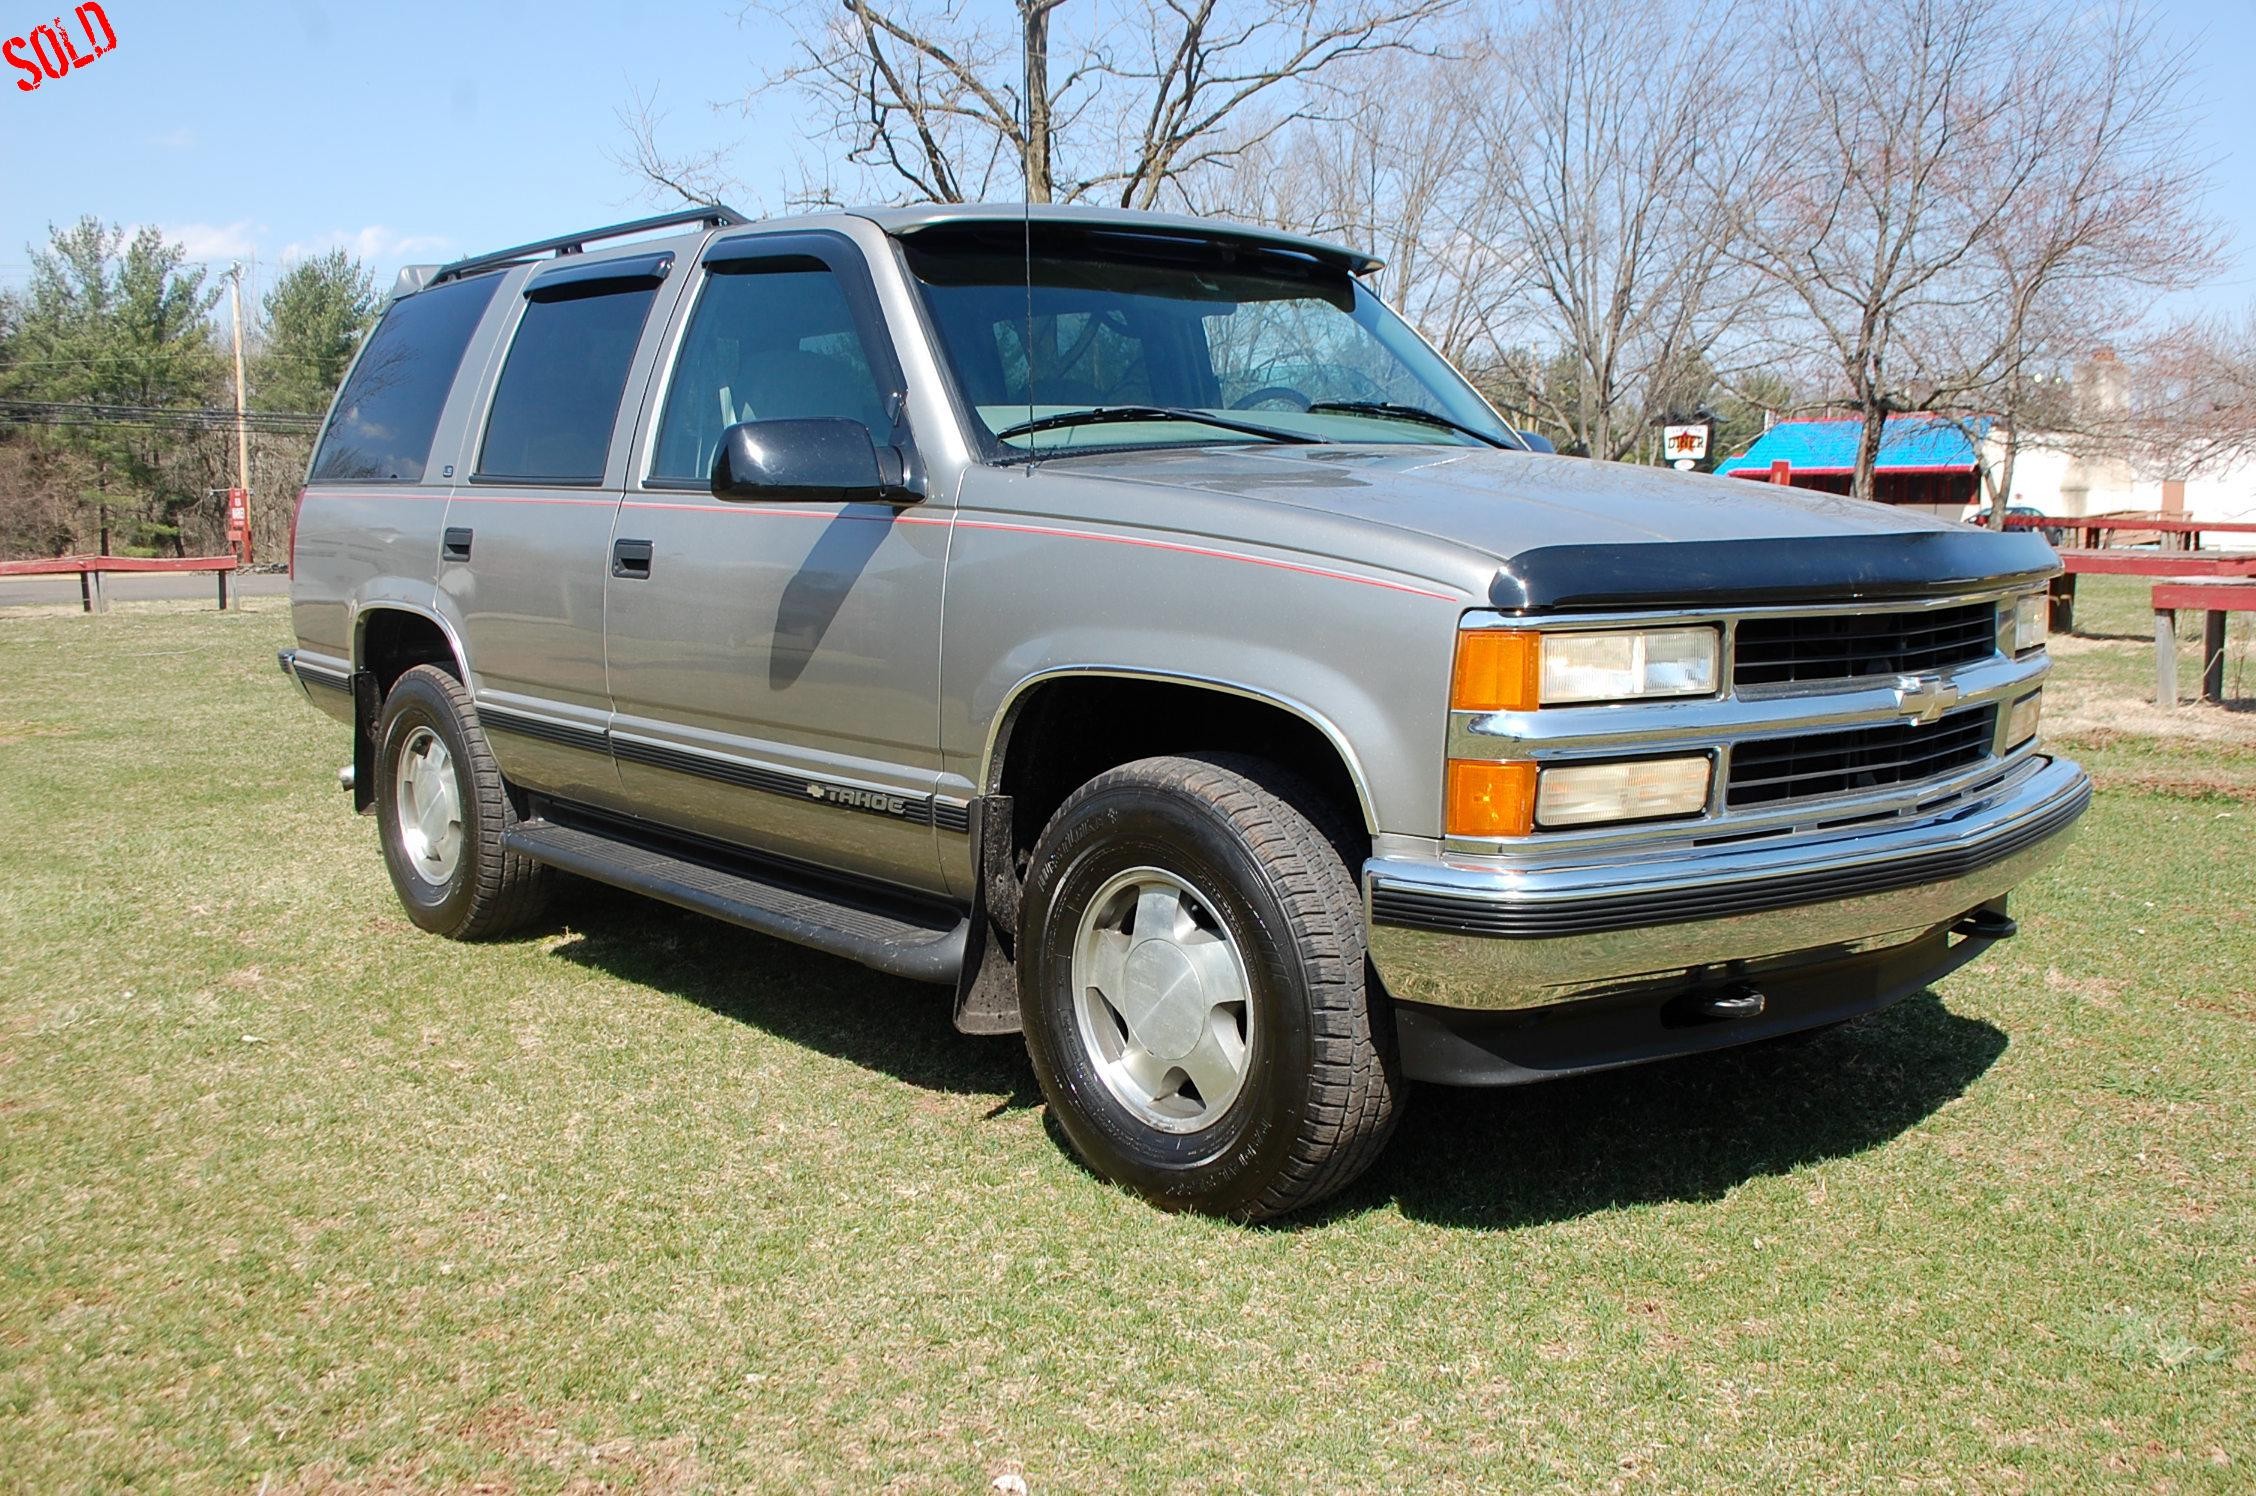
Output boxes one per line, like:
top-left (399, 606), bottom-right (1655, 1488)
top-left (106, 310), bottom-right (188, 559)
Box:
top-left (537, 888), bottom-right (2004, 1231)
top-left (541, 885), bottom-right (1042, 1112)
top-left (1300, 991), bottom-right (2007, 1231)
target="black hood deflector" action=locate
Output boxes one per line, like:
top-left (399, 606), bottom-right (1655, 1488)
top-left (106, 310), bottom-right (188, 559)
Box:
top-left (1491, 530), bottom-right (2060, 613)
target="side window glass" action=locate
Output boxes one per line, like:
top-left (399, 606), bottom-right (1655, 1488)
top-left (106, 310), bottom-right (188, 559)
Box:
top-left (310, 272), bottom-right (500, 482)
top-left (650, 264), bottom-right (890, 483)
top-left (478, 282), bottom-right (661, 483)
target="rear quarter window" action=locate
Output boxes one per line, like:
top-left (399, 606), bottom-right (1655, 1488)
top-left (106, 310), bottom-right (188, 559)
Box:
top-left (310, 273), bottom-right (501, 483)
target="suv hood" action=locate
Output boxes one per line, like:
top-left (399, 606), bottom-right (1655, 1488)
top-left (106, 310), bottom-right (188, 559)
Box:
top-left (1045, 444), bottom-right (2058, 609)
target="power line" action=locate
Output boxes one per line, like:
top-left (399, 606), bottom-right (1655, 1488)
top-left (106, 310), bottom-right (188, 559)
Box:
top-left (0, 399), bottom-right (324, 434)
top-left (0, 350), bottom-right (350, 370)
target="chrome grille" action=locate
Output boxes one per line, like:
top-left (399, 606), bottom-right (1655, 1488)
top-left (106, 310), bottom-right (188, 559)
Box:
top-left (1726, 706), bottom-right (1997, 808)
top-left (1733, 602), bottom-right (1998, 687)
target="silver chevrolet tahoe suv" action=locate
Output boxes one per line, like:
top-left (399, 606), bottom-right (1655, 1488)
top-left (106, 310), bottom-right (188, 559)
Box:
top-left (279, 203), bottom-right (2089, 1219)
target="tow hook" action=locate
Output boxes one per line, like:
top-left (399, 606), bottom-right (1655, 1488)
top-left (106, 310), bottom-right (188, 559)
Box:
top-left (1691, 984), bottom-right (1766, 1021)
top-left (1952, 907), bottom-right (2018, 940)
top-left (1664, 982), bottom-right (1767, 1026)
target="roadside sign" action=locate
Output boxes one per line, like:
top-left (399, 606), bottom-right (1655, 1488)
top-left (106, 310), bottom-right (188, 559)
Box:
top-left (1663, 423), bottom-right (1711, 463)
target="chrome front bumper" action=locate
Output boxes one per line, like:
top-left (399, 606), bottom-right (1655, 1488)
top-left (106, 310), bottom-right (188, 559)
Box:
top-left (1364, 753), bottom-right (2091, 1013)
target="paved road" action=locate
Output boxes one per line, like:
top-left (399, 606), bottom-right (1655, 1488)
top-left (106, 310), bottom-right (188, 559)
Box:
top-left (0, 571), bottom-right (292, 608)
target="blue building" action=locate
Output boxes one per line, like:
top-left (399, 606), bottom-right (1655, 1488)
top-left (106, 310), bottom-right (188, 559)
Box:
top-left (1714, 414), bottom-right (1991, 515)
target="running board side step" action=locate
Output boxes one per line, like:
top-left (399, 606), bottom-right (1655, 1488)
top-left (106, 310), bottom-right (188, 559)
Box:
top-left (504, 818), bottom-right (967, 984)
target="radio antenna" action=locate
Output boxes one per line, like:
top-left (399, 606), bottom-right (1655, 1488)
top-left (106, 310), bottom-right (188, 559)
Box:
top-left (1021, 37), bottom-right (1036, 467)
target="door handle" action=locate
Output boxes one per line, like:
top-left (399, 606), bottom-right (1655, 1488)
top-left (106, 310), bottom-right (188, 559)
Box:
top-left (611, 538), bottom-right (654, 579)
top-left (441, 527), bottom-right (473, 562)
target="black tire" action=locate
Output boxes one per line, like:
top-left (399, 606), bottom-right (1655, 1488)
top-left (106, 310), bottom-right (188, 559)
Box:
top-left (373, 664), bottom-right (550, 940)
top-left (1017, 753), bottom-right (1402, 1220)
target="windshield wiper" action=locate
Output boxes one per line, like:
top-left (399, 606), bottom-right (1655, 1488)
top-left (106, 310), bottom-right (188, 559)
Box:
top-left (995, 404), bottom-right (1323, 446)
top-left (1305, 400), bottom-right (1521, 449)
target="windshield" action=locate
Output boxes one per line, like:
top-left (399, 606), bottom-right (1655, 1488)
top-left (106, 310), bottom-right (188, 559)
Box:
top-left (901, 229), bottom-right (1516, 456)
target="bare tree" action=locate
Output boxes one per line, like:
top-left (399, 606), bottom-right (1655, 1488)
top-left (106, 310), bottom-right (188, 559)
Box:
top-left (1737, 0), bottom-right (2215, 504)
top-left (1224, 49), bottom-right (1512, 367)
top-left (2123, 307), bottom-right (2256, 475)
top-left (1464, 0), bottom-right (1775, 460)
top-left (1904, 2), bottom-right (2218, 518)
top-left (615, 85), bottom-right (752, 208)
top-left (627, 0), bottom-right (1459, 210)
top-left (1734, 0), bottom-right (2017, 500)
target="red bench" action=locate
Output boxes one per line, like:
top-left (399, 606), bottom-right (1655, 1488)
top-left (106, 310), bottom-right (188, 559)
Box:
top-left (2007, 512), bottom-right (2256, 551)
top-left (0, 553), bottom-right (241, 612)
top-left (2152, 578), bottom-right (2256, 706)
top-left (2047, 548), bottom-right (2256, 632)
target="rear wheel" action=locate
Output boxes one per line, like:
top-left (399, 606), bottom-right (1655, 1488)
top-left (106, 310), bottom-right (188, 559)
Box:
top-left (1018, 754), bottom-right (1402, 1220)
top-left (374, 664), bottom-right (550, 939)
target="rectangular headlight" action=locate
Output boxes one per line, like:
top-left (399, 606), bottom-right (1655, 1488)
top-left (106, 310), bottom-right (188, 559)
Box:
top-left (2006, 690), bottom-right (2042, 748)
top-left (1538, 628), bottom-right (1719, 705)
top-left (1534, 755), bottom-right (1712, 828)
top-left (2010, 593), bottom-right (2049, 654)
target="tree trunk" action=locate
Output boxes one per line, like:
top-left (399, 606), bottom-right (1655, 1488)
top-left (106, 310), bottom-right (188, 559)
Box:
top-left (1853, 401), bottom-right (1887, 503)
top-left (1022, 3), bottom-right (1053, 203)
top-left (1987, 421), bottom-right (2018, 527)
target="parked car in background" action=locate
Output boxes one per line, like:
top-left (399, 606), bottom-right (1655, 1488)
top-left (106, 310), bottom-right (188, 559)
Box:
top-left (280, 204), bottom-right (2088, 1219)
top-left (1963, 502), bottom-right (2067, 547)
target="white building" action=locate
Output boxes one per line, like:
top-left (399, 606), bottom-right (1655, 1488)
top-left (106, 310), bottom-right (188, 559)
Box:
top-left (1979, 353), bottom-right (2256, 551)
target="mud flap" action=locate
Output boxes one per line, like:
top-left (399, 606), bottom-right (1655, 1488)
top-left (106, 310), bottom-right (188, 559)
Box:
top-left (952, 794), bottom-right (1022, 1035)
top-left (350, 670), bottom-right (380, 815)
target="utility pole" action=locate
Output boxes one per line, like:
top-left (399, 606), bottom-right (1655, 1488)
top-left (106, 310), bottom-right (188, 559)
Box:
top-left (225, 264), bottom-right (251, 500)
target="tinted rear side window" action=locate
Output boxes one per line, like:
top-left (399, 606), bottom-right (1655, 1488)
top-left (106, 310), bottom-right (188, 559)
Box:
top-left (310, 272), bottom-right (501, 482)
top-left (477, 283), bottom-right (661, 484)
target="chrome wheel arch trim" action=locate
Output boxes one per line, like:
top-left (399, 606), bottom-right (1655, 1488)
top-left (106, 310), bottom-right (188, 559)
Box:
top-left (977, 664), bottom-right (1382, 835)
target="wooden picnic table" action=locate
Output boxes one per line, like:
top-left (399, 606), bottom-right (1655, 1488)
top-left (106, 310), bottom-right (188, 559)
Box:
top-left (2046, 548), bottom-right (2256, 633)
top-left (2004, 512), bottom-right (2256, 552)
top-left (2151, 577), bottom-right (2256, 706)
top-left (0, 553), bottom-right (241, 612)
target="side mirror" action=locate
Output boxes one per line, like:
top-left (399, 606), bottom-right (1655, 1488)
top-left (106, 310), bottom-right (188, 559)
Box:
top-left (710, 418), bottom-right (908, 504)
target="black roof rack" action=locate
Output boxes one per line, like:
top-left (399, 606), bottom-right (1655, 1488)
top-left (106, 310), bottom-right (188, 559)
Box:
top-left (428, 204), bottom-right (749, 287)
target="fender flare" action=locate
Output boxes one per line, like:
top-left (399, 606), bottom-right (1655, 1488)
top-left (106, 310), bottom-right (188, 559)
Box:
top-left (350, 597), bottom-right (468, 681)
top-left (978, 664), bottom-right (1382, 835)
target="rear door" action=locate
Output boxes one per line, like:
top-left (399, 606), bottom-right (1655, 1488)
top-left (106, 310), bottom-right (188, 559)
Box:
top-left (602, 231), bottom-right (952, 896)
top-left (439, 251), bottom-right (684, 810)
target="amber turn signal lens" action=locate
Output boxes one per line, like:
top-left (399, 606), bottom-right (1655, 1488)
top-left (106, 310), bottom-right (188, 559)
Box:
top-left (1446, 759), bottom-right (1538, 838)
top-left (1452, 630), bottom-right (1541, 712)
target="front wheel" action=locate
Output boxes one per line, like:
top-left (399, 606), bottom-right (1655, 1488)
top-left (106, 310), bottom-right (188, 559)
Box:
top-left (1018, 754), bottom-right (1402, 1220)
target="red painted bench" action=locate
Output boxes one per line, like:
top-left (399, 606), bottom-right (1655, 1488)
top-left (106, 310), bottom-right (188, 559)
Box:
top-left (2006, 512), bottom-right (2256, 550)
top-left (0, 553), bottom-right (240, 612)
top-left (2151, 578), bottom-right (2256, 705)
top-left (2046, 549), bottom-right (2256, 632)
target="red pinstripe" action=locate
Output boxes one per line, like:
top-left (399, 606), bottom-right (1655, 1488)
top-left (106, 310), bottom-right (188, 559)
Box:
top-left (304, 489), bottom-right (1459, 603)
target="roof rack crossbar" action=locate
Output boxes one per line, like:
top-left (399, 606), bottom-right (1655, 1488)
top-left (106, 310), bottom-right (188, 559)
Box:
top-left (430, 205), bottom-right (750, 286)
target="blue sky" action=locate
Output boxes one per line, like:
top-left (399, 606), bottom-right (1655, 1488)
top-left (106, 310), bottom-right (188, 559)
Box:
top-left (0, 0), bottom-right (805, 308)
top-left (4, 0), bottom-right (2255, 318)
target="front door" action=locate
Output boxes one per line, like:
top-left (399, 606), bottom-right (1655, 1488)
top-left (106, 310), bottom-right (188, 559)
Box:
top-left (602, 233), bottom-right (950, 897)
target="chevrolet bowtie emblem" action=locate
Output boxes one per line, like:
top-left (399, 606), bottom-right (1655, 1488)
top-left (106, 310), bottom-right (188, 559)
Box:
top-left (1893, 673), bottom-right (1959, 725)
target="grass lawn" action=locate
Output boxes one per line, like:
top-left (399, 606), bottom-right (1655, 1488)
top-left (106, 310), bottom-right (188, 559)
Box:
top-left (1, 579), bottom-right (2251, 1491)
